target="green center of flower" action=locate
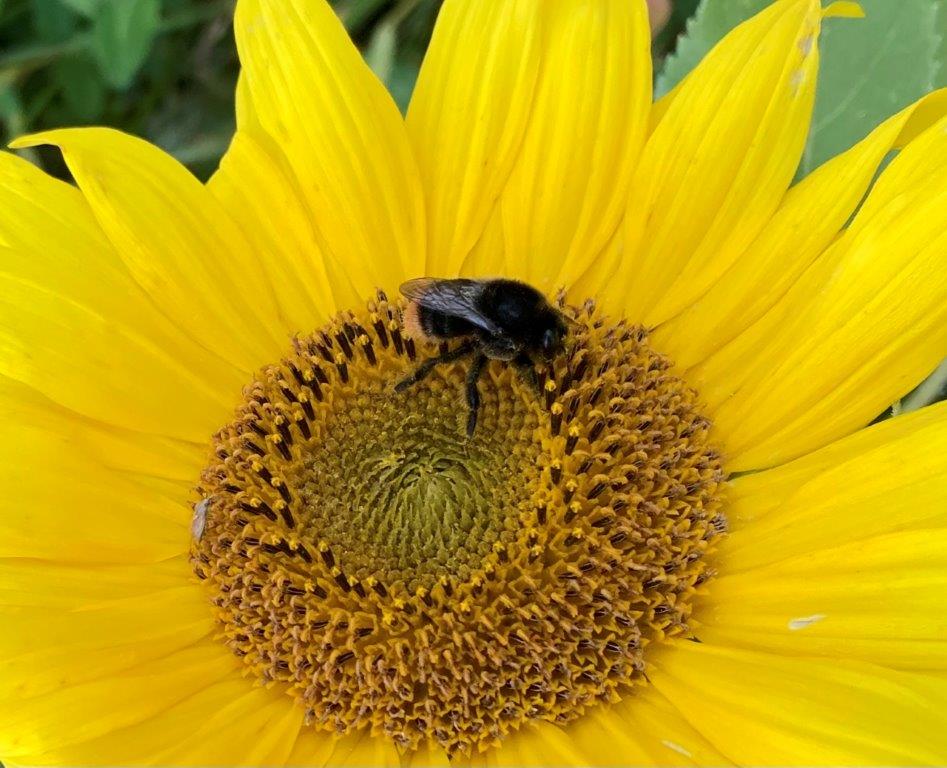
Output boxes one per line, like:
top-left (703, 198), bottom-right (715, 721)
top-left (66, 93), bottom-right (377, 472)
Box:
top-left (190, 291), bottom-right (726, 756)
top-left (296, 361), bottom-right (540, 593)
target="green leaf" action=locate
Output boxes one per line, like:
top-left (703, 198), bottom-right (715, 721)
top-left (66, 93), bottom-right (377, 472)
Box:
top-left (387, 58), bottom-right (420, 114)
top-left (91, 0), bottom-right (161, 90)
top-left (0, 83), bottom-right (24, 129)
top-left (31, 0), bottom-right (79, 42)
top-left (799, 0), bottom-right (946, 176)
top-left (652, 0), bottom-right (701, 62)
top-left (52, 52), bottom-right (106, 122)
top-left (55, 0), bottom-right (100, 17)
top-left (338, 0), bottom-right (388, 34)
top-left (654, 0), bottom-right (770, 97)
top-left (0, 37), bottom-right (89, 79)
top-left (0, 83), bottom-right (37, 164)
top-left (937, 1), bottom-right (947, 88)
top-left (365, 19), bottom-right (397, 85)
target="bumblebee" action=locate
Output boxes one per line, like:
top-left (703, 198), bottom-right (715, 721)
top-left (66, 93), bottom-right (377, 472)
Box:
top-left (396, 278), bottom-right (567, 436)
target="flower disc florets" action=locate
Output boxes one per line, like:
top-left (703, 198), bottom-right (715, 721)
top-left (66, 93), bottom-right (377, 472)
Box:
top-left (191, 292), bottom-right (726, 755)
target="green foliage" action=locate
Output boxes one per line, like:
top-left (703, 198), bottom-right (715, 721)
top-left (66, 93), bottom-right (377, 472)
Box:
top-left (92, 0), bottom-right (161, 89)
top-left (1, 0), bottom-right (240, 177)
top-left (55, 0), bottom-right (99, 17)
top-left (0, 84), bottom-right (25, 138)
top-left (32, 0), bottom-right (79, 42)
top-left (938, 2), bottom-right (947, 87)
top-left (336, 0), bottom-right (388, 32)
top-left (52, 51), bottom-right (105, 121)
top-left (364, 17), bottom-right (397, 86)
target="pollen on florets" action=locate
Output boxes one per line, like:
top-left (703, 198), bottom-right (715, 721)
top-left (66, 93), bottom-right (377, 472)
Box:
top-left (190, 291), bottom-right (726, 756)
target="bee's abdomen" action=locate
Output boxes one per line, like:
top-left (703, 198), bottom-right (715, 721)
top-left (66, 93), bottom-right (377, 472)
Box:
top-left (417, 305), bottom-right (477, 340)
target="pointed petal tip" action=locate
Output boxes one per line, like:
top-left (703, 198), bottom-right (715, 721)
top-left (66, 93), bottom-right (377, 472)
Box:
top-left (823, 1), bottom-right (865, 19)
top-left (9, 126), bottom-right (132, 152)
top-left (10, 127), bottom-right (86, 149)
top-left (8, 132), bottom-right (44, 150)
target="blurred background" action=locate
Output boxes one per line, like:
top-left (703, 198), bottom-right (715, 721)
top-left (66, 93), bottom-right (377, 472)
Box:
top-left (0, 0), bottom-right (700, 180)
top-left (0, 0), bottom-right (944, 408)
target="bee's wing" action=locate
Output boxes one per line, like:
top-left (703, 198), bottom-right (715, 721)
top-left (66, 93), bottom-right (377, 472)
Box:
top-left (399, 278), bottom-right (502, 335)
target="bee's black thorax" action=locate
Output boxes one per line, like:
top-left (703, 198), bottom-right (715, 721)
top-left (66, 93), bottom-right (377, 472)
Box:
top-left (480, 280), bottom-right (563, 353)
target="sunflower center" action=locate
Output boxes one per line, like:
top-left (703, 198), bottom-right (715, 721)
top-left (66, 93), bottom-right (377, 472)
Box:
top-left (296, 360), bottom-right (539, 593)
top-left (191, 292), bottom-right (726, 756)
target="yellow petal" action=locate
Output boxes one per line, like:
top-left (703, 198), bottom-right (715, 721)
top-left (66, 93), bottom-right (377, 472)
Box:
top-left (476, 688), bottom-right (730, 767)
top-left (0, 420), bottom-right (190, 563)
top-left (484, 722), bottom-right (590, 767)
top-left (408, 740), bottom-right (451, 767)
top-left (459, 200), bottom-right (508, 278)
top-left (406, 0), bottom-right (541, 277)
top-left (498, 0), bottom-right (652, 290)
top-left (591, 0), bottom-right (822, 325)
top-left (654, 89), bottom-right (947, 369)
top-left (321, 730), bottom-right (402, 767)
top-left (0, 642), bottom-right (240, 762)
top-left (0, 150), bottom-right (243, 440)
top-left (0, 373), bottom-right (204, 483)
top-left (209, 131), bottom-right (343, 332)
top-left (0, 544), bottom-right (270, 766)
top-left (17, 677), bottom-right (304, 767)
top-left (693, 115), bottom-right (947, 470)
top-left (227, 0), bottom-right (426, 296)
top-left (553, 688), bottom-right (730, 766)
top-left (0, 274), bottom-right (233, 442)
top-left (647, 88), bottom-right (677, 136)
top-left (11, 129), bottom-right (293, 373)
top-left (699, 403), bottom-right (947, 670)
top-left (823, 0), bottom-right (865, 19)
top-left (409, 0), bottom-right (651, 286)
top-left (700, 530), bottom-right (947, 670)
top-left (284, 725), bottom-right (338, 767)
top-left (651, 641), bottom-right (947, 765)
top-left (152, 686), bottom-right (303, 767)
top-left (719, 401), bottom-right (947, 571)
top-left (0, 585), bottom-right (214, 703)
top-left (0, 556), bottom-right (190, 610)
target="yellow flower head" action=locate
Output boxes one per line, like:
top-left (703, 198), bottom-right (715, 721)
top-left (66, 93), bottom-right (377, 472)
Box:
top-left (2, 0), bottom-right (947, 765)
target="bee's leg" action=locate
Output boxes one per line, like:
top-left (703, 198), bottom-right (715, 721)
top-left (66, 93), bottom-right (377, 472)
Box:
top-left (395, 339), bottom-right (475, 392)
top-left (512, 352), bottom-right (541, 393)
top-left (465, 353), bottom-right (488, 437)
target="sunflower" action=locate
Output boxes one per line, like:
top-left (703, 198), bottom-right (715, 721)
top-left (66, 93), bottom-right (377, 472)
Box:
top-left (2, 0), bottom-right (946, 764)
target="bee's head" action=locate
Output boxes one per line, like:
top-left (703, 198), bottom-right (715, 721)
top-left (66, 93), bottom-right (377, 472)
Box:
top-left (539, 311), bottom-right (568, 360)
